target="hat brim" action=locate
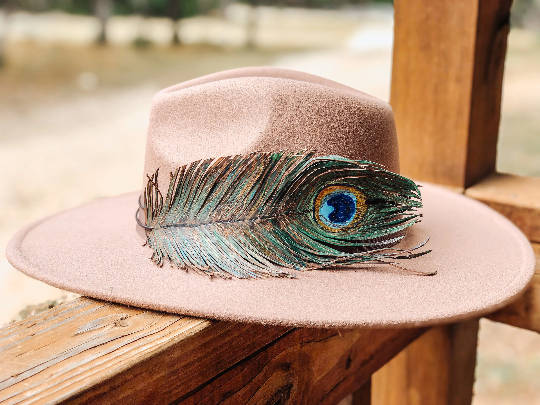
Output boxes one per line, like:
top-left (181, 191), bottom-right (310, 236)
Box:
top-left (6, 183), bottom-right (535, 328)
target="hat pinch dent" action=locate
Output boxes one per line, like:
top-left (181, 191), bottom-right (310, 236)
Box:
top-left (136, 151), bottom-right (435, 279)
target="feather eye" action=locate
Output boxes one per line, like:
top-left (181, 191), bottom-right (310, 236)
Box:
top-left (314, 185), bottom-right (367, 231)
top-left (138, 151), bottom-right (433, 279)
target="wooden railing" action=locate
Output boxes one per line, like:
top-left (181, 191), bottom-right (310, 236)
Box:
top-left (1, 0), bottom-right (538, 404)
top-left (0, 299), bottom-right (425, 404)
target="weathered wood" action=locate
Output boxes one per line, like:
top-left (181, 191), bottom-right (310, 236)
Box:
top-left (486, 243), bottom-right (540, 332)
top-left (465, 173), bottom-right (540, 243)
top-left (175, 327), bottom-right (423, 405)
top-left (0, 298), bottom-right (289, 404)
top-left (0, 297), bottom-right (425, 404)
top-left (391, 0), bottom-right (512, 188)
top-left (372, 320), bottom-right (479, 405)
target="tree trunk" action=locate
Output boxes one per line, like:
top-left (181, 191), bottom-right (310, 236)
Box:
top-left (245, 0), bottom-right (258, 49)
top-left (0, 0), bottom-right (15, 68)
top-left (95, 0), bottom-right (112, 45)
top-left (167, 0), bottom-right (181, 45)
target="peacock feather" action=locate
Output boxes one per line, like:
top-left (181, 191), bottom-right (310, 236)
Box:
top-left (137, 151), bottom-right (433, 279)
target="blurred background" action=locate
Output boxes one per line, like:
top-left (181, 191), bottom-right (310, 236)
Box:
top-left (0, 0), bottom-right (539, 403)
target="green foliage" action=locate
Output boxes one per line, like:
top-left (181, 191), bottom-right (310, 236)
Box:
top-left (238, 0), bottom-right (392, 8)
top-left (18, 0), bottom-right (93, 14)
top-left (112, 0), bottom-right (198, 17)
top-left (13, 0), bottom-right (392, 16)
top-left (132, 36), bottom-right (153, 47)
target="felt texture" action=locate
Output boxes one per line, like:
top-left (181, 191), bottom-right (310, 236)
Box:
top-left (6, 67), bottom-right (536, 327)
top-left (6, 185), bottom-right (535, 328)
top-left (143, 67), bottom-right (399, 189)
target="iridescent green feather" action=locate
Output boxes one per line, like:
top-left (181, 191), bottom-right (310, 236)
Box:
top-left (140, 151), bottom-right (432, 279)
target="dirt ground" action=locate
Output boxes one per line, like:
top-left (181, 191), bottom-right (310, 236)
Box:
top-left (1, 23), bottom-right (539, 404)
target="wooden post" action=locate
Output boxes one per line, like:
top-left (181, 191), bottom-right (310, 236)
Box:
top-left (376, 0), bottom-right (514, 403)
top-left (372, 320), bottom-right (479, 405)
top-left (94, 0), bottom-right (111, 45)
top-left (391, 0), bottom-right (512, 188)
top-left (167, 0), bottom-right (182, 45)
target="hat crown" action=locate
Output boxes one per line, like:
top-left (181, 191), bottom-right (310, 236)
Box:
top-left (143, 67), bottom-right (399, 186)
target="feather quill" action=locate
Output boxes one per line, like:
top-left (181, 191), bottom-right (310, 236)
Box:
top-left (138, 152), bottom-right (433, 278)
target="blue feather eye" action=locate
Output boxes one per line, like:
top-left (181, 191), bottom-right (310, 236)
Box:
top-left (314, 186), bottom-right (367, 231)
top-left (320, 192), bottom-right (356, 227)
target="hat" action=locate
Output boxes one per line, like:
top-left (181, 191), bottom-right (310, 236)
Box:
top-left (6, 67), bottom-right (535, 328)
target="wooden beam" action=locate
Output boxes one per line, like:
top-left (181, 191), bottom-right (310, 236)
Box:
top-left (465, 173), bottom-right (540, 243)
top-left (372, 320), bottom-right (479, 405)
top-left (487, 243), bottom-right (540, 332)
top-left (0, 299), bottom-right (288, 404)
top-left (177, 327), bottom-right (423, 404)
top-left (0, 297), bottom-right (425, 404)
top-left (391, 0), bottom-right (512, 188)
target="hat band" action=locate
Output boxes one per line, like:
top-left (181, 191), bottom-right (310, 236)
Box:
top-left (136, 151), bottom-right (433, 279)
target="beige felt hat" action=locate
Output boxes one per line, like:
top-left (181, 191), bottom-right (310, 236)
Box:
top-left (6, 67), bottom-right (535, 328)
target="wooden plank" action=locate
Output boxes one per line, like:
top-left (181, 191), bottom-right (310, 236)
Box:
top-left (391, 0), bottom-right (512, 188)
top-left (0, 298), bottom-right (290, 404)
top-left (465, 173), bottom-right (540, 243)
top-left (175, 327), bottom-right (423, 405)
top-left (372, 320), bottom-right (479, 405)
top-left (0, 297), bottom-right (425, 404)
top-left (487, 243), bottom-right (540, 332)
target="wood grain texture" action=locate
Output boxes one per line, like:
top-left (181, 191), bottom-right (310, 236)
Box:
top-left (391, 0), bottom-right (512, 188)
top-left (0, 297), bottom-right (425, 404)
top-left (465, 173), bottom-right (540, 243)
top-left (372, 320), bottom-right (479, 405)
top-left (487, 243), bottom-right (540, 332)
top-left (173, 327), bottom-right (423, 404)
top-left (0, 298), bottom-right (291, 404)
